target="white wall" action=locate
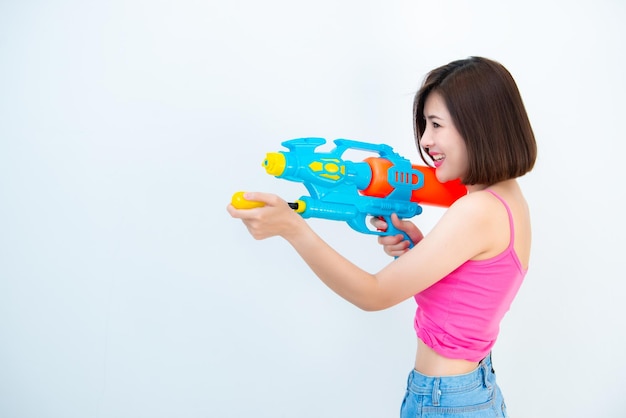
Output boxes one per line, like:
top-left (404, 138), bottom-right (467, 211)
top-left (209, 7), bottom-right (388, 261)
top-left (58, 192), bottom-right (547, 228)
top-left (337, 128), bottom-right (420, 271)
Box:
top-left (1, 1), bottom-right (625, 417)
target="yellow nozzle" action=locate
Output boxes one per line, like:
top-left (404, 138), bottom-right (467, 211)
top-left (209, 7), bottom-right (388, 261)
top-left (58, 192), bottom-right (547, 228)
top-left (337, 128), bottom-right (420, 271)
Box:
top-left (263, 152), bottom-right (286, 176)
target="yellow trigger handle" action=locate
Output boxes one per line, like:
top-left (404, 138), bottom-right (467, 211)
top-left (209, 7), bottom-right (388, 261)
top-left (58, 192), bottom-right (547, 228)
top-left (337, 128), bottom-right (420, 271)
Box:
top-left (231, 191), bottom-right (265, 209)
top-left (231, 191), bottom-right (303, 212)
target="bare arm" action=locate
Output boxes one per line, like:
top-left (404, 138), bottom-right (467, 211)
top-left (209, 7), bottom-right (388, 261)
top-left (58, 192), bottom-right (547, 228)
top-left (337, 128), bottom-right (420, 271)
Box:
top-left (227, 191), bottom-right (499, 311)
top-left (227, 192), bottom-right (381, 309)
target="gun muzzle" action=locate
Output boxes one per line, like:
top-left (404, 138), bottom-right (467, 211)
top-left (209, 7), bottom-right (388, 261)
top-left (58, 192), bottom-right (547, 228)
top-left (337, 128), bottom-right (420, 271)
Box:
top-left (262, 152), bottom-right (286, 176)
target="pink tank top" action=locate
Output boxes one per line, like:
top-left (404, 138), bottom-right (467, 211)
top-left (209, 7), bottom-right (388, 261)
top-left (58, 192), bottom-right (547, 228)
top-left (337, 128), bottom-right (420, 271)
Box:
top-left (414, 190), bottom-right (527, 362)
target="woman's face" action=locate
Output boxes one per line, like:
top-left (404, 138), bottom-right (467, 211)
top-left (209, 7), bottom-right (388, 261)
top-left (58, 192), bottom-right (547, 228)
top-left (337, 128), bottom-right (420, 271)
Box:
top-left (419, 91), bottom-right (469, 184)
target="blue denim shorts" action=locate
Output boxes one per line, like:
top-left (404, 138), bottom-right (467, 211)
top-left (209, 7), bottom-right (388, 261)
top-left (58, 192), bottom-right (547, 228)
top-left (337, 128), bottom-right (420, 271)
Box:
top-left (400, 354), bottom-right (508, 417)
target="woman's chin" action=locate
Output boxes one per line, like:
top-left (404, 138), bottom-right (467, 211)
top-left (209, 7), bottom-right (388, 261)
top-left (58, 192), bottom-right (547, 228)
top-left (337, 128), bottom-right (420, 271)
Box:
top-left (434, 169), bottom-right (450, 183)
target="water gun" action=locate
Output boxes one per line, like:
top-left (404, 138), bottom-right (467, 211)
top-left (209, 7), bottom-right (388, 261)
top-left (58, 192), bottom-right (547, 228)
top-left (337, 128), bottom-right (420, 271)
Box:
top-left (231, 137), bottom-right (466, 246)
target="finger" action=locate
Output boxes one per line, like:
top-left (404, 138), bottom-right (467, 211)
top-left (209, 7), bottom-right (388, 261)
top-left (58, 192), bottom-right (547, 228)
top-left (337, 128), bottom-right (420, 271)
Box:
top-left (244, 192), bottom-right (283, 207)
top-left (387, 240), bottom-right (411, 256)
top-left (390, 213), bottom-right (423, 244)
top-left (389, 239), bottom-right (411, 251)
top-left (226, 203), bottom-right (240, 217)
top-left (390, 213), bottom-right (408, 230)
top-left (378, 233), bottom-right (405, 246)
top-left (370, 216), bottom-right (388, 231)
top-left (227, 204), bottom-right (254, 219)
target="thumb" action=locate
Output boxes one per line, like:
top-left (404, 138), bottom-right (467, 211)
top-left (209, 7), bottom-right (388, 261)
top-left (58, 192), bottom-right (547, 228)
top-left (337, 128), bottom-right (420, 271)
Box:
top-left (389, 213), bottom-right (408, 231)
top-left (242, 192), bottom-right (282, 207)
top-left (389, 213), bottom-right (423, 243)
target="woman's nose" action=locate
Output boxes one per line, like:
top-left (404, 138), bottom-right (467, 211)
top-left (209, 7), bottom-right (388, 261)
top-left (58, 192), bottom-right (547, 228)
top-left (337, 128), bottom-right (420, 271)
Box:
top-left (419, 129), bottom-right (433, 148)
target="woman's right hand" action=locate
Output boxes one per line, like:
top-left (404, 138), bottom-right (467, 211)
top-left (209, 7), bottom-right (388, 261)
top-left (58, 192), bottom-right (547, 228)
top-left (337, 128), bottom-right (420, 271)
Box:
top-left (370, 214), bottom-right (424, 257)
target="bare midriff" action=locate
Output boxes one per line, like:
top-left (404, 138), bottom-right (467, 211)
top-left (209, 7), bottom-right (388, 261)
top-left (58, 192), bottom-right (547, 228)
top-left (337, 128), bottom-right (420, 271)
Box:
top-left (414, 338), bottom-right (479, 376)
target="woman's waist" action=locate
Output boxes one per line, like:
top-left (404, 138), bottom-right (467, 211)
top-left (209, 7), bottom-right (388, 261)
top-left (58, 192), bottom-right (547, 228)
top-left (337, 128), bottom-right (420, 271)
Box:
top-left (414, 338), bottom-right (480, 377)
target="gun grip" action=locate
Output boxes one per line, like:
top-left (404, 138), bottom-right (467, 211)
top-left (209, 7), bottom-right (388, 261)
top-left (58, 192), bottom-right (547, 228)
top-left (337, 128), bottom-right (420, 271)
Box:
top-left (376, 216), bottom-right (414, 250)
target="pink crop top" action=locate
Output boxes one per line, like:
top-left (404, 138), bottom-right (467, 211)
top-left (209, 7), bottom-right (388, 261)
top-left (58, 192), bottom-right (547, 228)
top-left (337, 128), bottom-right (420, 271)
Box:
top-left (414, 190), bottom-right (527, 362)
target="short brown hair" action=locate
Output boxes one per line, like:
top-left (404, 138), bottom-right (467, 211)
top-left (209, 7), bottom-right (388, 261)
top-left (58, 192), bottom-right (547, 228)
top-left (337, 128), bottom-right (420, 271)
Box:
top-left (413, 57), bottom-right (537, 185)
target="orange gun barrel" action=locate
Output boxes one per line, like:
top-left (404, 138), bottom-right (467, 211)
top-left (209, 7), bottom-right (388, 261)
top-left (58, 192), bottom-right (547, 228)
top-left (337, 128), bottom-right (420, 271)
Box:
top-left (361, 157), bottom-right (466, 207)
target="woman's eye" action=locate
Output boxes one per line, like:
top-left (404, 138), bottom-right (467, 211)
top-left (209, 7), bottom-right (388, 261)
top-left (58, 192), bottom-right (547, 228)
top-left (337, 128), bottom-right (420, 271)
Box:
top-left (432, 122), bottom-right (440, 128)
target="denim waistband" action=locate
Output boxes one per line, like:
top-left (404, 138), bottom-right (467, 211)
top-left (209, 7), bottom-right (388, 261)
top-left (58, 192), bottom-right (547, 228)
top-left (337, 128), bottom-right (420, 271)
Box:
top-left (407, 353), bottom-right (494, 395)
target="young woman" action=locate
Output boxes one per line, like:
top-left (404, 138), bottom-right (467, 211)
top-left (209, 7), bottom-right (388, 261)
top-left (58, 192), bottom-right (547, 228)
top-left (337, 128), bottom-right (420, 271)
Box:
top-left (227, 56), bottom-right (537, 417)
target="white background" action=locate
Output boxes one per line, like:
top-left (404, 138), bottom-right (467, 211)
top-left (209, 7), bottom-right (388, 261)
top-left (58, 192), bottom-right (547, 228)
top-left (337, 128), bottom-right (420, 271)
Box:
top-left (1, 1), bottom-right (625, 417)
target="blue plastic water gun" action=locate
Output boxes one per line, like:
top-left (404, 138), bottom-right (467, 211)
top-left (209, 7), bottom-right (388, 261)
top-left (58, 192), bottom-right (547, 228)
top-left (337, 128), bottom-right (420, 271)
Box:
top-left (232, 137), bottom-right (466, 246)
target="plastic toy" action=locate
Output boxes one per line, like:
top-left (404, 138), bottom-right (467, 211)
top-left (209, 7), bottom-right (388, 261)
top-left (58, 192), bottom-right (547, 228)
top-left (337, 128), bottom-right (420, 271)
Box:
top-left (232, 138), bottom-right (466, 246)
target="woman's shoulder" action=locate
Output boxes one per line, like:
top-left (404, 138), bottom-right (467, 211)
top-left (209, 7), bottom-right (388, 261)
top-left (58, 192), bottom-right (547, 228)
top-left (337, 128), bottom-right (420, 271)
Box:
top-left (430, 189), bottom-right (501, 243)
top-left (446, 187), bottom-right (503, 218)
top-left (441, 180), bottom-right (530, 264)
top-left (450, 180), bottom-right (524, 212)
top-left (438, 184), bottom-right (516, 241)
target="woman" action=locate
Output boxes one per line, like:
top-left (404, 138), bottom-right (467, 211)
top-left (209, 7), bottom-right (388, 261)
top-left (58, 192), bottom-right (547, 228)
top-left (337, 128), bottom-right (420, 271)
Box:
top-left (227, 56), bottom-right (536, 417)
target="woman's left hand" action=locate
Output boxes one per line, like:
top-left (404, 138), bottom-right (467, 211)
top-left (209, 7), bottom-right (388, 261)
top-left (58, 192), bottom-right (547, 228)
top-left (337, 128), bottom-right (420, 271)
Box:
top-left (227, 192), bottom-right (305, 241)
